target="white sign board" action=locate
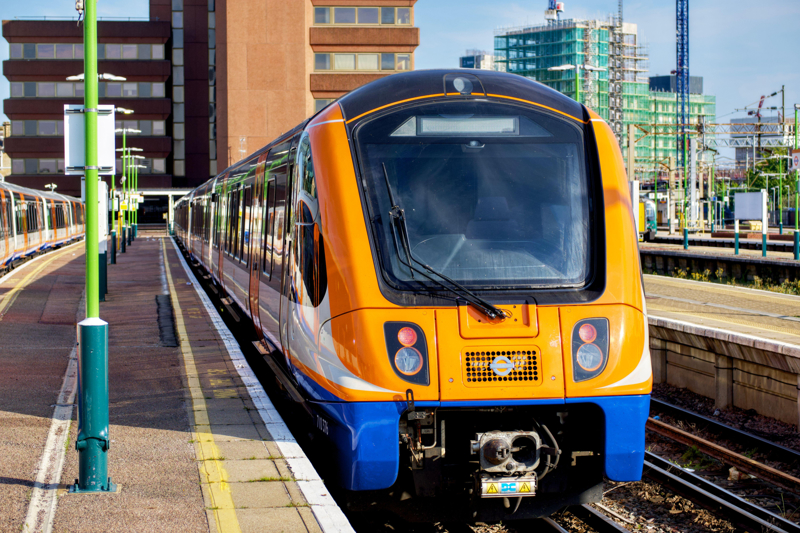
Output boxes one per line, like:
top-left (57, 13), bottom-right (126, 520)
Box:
top-left (64, 105), bottom-right (116, 175)
top-left (791, 149), bottom-right (799, 172)
top-left (734, 191), bottom-right (768, 234)
top-left (98, 180), bottom-right (108, 253)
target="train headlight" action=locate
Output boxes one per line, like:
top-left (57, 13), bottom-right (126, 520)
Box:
top-left (384, 322), bottom-right (429, 385)
top-left (395, 347), bottom-right (423, 375)
top-left (572, 318), bottom-right (609, 382)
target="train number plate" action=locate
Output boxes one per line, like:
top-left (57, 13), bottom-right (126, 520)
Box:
top-left (480, 475), bottom-right (537, 498)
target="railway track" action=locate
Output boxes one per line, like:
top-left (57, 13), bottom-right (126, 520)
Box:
top-left (645, 398), bottom-right (800, 532)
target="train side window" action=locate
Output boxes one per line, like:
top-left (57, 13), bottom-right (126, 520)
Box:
top-left (241, 185), bottom-right (252, 264)
top-left (293, 133), bottom-right (327, 308)
top-left (262, 179), bottom-right (275, 278)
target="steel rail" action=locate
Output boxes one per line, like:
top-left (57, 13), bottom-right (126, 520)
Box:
top-left (644, 452), bottom-right (799, 533)
top-left (569, 504), bottom-right (632, 533)
top-left (650, 398), bottom-right (800, 467)
top-left (647, 417), bottom-right (800, 494)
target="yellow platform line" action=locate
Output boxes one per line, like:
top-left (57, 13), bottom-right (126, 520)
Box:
top-left (0, 245), bottom-right (79, 319)
top-left (161, 239), bottom-right (242, 533)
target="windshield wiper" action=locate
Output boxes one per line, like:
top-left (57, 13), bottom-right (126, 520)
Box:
top-left (381, 163), bottom-right (506, 320)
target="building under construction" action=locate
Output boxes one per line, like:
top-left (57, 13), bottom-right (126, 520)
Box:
top-left (492, 7), bottom-right (716, 173)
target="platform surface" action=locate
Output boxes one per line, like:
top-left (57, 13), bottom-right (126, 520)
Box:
top-left (0, 234), bottom-right (342, 533)
top-left (644, 274), bottom-right (800, 347)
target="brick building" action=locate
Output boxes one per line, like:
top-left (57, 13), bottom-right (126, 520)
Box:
top-left (2, 0), bottom-right (420, 206)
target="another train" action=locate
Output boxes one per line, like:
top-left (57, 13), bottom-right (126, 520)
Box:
top-left (0, 181), bottom-right (85, 272)
top-left (174, 70), bottom-right (651, 519)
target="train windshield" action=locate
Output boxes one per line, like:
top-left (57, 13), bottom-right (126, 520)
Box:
top-left (355, 100), bottom-right (592, 291)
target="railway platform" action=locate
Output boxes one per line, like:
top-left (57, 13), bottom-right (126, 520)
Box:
top-left (0, 236), bottom-right (349, 533)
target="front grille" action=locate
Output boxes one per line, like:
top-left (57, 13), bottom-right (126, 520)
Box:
top-left (463, 348), bottom-right (540, 387)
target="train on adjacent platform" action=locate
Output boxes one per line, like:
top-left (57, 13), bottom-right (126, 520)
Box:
top-left (174, 69), bottom-right (651, 520)
top-left (0, 182), bottom-right (85, 272)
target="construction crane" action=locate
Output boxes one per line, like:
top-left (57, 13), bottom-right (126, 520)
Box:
top-left (676, 0), bottom-right (689, 170)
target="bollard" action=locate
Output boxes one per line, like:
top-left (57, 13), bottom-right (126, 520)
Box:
top-left (762, 233), bottom-right (767, 258)
top-left (683, 228), bottom-right (688, 250)
top-left (99, 252), bottom-right (107, 301)
top-left (121, 227), bottom-right (126, 253)
top-left (127, 226), bottom-right (132, 246)
top-left (110, 231), bottom-right (116, 264)
top-left (795, 231), bottom-right (799, 261)
top-left (70, 319), bottom-right (116, 493)
top-left (133, 223), bottom-right (137, 239)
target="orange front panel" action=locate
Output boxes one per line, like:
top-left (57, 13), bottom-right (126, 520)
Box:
top-left (560, 304), bottom-right (651, 398)
top-left (308, 104), bottom-right (398, 318)
top-left (435, 307), bottom-right (565, 401)
top-left (314, 308), bottom-right (440, 402)
top-left (590, 119), bottom-right (643, 311)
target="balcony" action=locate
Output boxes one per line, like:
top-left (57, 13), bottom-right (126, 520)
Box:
top-left (3, 60), bottom-right (171, 82)
top-left (310, 73), bottom-right (389, 98)
top-left (310, 27), bottom-right (419, 52)
top-left (4, 98), bottom-right (172, 120)
top-left (5, 136), bottom-right (172, 159)
top-left (2, 20), bottom-right (170, 43)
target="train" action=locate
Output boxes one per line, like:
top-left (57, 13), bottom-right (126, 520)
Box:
top-left (174, 69), bottom-right (651, 520)
top-left (0, 181), bottom-right (85, 272)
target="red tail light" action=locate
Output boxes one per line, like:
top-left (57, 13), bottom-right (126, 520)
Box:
top-left (572, 318), bottom-right (609, 382)
top-left (384, 322), bottom-right (429, 385)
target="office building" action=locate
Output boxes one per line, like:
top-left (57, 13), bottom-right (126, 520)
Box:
top-left (2, 0), bottom-right (420, 203)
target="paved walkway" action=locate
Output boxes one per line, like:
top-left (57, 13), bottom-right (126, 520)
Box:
top-left (644, 274), bottom-right (800, 346)
top-left (0, 234), bottom-right (347, 532)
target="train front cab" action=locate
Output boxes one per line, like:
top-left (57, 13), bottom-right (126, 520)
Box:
top-left (284, 71), bottom-right (651, 517)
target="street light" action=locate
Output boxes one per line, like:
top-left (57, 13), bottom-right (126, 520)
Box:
top-left (547, 64), bottom-right (606, 105)
top-left (66, 72), bottom-right (127, 81)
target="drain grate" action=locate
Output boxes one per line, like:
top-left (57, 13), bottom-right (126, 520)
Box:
top-left (463, 348), bottom-right (539, 386)
top-left (156, 294), bottom-right (179, 347)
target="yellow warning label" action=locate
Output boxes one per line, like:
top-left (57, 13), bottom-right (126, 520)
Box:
top-left (519, 482), bottom-right (531, 493)
top-left (487, 483), bottom-right (498, 494)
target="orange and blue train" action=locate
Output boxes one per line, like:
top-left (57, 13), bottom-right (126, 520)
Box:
top-left (174, 70), bottom-right (651, 518)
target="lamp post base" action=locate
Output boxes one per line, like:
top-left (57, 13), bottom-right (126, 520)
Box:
top-left (121, 227), bottom-right (126, 253)
top-left (99, 252), bottom-right (107, 301)
top-left (110, 231), bottom-right (116, 264)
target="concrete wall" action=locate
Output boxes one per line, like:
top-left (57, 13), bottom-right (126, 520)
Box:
top-left (649, 316), bottom-right (800, 427)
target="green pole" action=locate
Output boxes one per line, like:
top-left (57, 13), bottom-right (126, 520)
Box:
top-left (133, 160), bottom-right (138, 239)
top-left (711, 160), bottom-right (715, 233)
top-left (779, 158), bottom-right (783, 235)
top-left (71, 0), bottom-right (115, 494)
top-left (121, 149), bottom-right (127, 253)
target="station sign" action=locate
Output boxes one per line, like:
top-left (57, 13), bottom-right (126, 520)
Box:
top-left (791, 149), bottom-right (799, 172)
top-left (64, 105), bottom-right (116, 175)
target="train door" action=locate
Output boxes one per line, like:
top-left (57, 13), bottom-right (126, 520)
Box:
top-left (217, 174), bottom-right (229, 290)
top-left (48, 199), bottom-right (56, 245)
top-left (248, 153), bottom-right (268, 336)
top-left (64, 202), bottom-right (71, 242)
top-left (0, 191), bottom-right (8, 265)
top-left (37, 197), bottom-right (44, 249)
top-left (18, 194), bottom-right (29, 254)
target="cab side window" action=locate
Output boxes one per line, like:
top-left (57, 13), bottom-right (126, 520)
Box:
top-left (293, 134), bottom-right (326, 308)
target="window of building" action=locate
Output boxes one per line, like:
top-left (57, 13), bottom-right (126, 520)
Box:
top-left (314, 99), bottom-right (334, 113)
top-left (358, 7), bottom-right (380, 23)
top-left (334, 7), bottom-right (356, 24)
top-left (10, 43), bottom-right (22, 59)
top-left (39, 160), bottom-right (57, 174)
top-left (56, 44), bottom-right (73, 59)
top-left (38, 83), bottom-right (55, 97)
top-left (315, 52), bottom-right (411, 72)
top-left (314, 54), bottom-right (331, 70)
top-left (38, 121), bottom-right (57, 136)
top-left (37, 44), bottom-right (55, 59)
top-left (56, 82), bottom-right (73, 97)
top-left (10, 83), bottom-right (23, 97)
top-left (23, 43), bottom-right (36, 59)
top-left (315, 6), bottom-right (412, 25)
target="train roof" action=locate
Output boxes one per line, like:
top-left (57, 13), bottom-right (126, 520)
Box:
top-left (0, 181), bottom-right (81, 203)
top-left (337, 69), bottom-right (586, 124)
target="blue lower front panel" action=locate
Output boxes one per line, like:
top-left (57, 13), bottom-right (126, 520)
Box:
top-left (310, 394), bottom-right (650, 491)
top-left (567, 394), bottom-right (650, 481)
top-left (310, 400), bottom-right (407, 491)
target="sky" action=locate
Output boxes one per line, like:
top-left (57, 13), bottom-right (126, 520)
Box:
top-left (2, 0), bottom-right (799, 159)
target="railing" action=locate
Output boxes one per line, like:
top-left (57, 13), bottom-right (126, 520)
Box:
top-left (14, 16), bottom-right (149, 21)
